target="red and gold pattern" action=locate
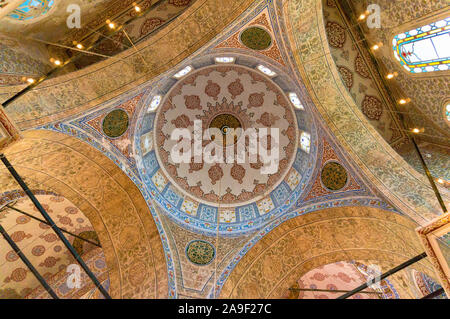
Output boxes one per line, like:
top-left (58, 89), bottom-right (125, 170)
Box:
top-left (155, 65), bottom-right (297, 206)
top-left (0, 195), bottom-right (99, 298)
top-left (215, 11), bottom-right (286, 66)
top-left (304, 139), bottom-right (361, 201)
top-left (87, 94), bottom-right (143, 159)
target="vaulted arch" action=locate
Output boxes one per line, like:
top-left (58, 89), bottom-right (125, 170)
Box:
top-left (281, 0), bottom-right (449, 225)
top-left (219, 206), bottom-right (437, 298)
top-left (0, 130), bottom-right (168, 298)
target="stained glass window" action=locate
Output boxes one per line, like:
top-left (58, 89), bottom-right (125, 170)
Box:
top-left (173, 66), bottom-right (193, 79)
top-left (257, 65), bottom-right (276, 77)
top-left (446, 103), bottom-right (450, 123)
top-left (289, 93), bottom-right (304, 110)
top-left (392, 18), bottom-right (450, 74)
top-left (215, 57), bottom-right (235, 64)
top-left (300, 132), bottom-right (310, 154)
top-left (7, 0), bottom-right (54, 21)
top-left (148, 95), bottom-right (162, 112)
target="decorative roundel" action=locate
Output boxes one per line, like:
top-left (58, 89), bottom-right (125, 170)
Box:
top-left (186, 240), bottom-right (215, 265)
top-left (209, 113), bottom-right (242, 146)
top-left (16, 215), bottom-right (30, 224)
top-left (31, 245), bottom-right (45, 256)
top-left (240, 26), bottom-right (272, 50)
top-left (321, 162), bottom-right (348, 191)
top-left (102, 109), bottom-right (129, 138)
top-left (10, 268), bottom-right (27, 282)
top-left (6, 250), bottom-right (19, 262)
top-left (7, 0), bottom-right (55, 21)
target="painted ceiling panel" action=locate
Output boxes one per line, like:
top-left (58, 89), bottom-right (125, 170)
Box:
top-left (0, 194), bottom-right (102, 299)
top-left (0, 0), bottom-right (448, 300)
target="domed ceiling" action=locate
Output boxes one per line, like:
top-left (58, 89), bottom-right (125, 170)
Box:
top-left (136, 56), bottom-right (316, 235)
top-left (284, 261), bottom-right (396, 299)
top-left (9, 0), bottom-right (411, 299)
top-left (156, 65), bottom-right (297, 205)
top-left (2, 0), bottom-right (446, 300)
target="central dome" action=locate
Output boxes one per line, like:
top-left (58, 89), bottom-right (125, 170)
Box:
top-left (137, 57), bottom-right (315, 235)
top-left (154, 65), bottom-right (298, 207)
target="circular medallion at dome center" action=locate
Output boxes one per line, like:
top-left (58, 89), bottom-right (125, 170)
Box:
top-left (154, 65), bottom-right (298, 206)
top-left (209, 113), bottom-right (243, 146)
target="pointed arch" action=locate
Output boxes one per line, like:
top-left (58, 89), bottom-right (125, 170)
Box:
top-left (0, 130), bottom-right (168, 298)
top-left (220, 207), bottom-right (437, 298)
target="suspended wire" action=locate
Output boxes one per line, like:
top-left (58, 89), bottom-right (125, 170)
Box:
top-left (0, 0), bottom-right (187, 108)
top-left (0, 166), bottom-right (108, 298)
top-left (2, 201), bottom-right (101, 247)
top-left (316, 0), bottom-right (449, 214)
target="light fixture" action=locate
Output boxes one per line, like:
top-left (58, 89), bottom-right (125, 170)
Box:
top-left (173, 66), bottom-right (193, 78)
top-left (412, 128), bottom-right (420, 133)
top-left (148, 95), bottom-right (162, 112)
top-left (358, 14), bottom-right (366, 20)
top-left (386, 73), bottom-right (394, 79)
top-left (26, 78), bottom-right (35, 84)
top-left (437, 178), bottom-right (444, 184)
top-left (399, 99), bottom-right (408, 105)
top-left (76, 43), bottom-right (83, 49)
top-left (50, 58), bottom-right (62, 66)
top-left (106, 20), bottom-right (115, 29)
top-left (134, 6), bottom-right (141, 12)
top-left (288, 93), bottom-right (304, 110)
top-left (257, 64), bottom-right (276, 77)
top-left (215, 57), bottom-right (235, 63)
top-left (372, 44), bottom-right (380, 50)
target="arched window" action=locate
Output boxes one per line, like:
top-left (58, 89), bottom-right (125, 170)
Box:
top-left (300, 132), bottom-right (311, 153)
top-left (392, 17), bottom-right (450, 74)
top-left (446, 103), bottom-right (450, 124)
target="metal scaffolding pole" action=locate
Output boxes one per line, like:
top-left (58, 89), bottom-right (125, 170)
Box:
top-left (337, 252), bottom-right (427, 299)
top-left (421, 288), bottom-right (446, 299)
top-left (0, 153), bottom-right (111, 299)
top-left (410, 135), bottom-right (447, 213)
top-left (289, 288), bottom-right (382, 295)
top-left (3, 203), bottom-right (101, 247)
top-left (0, 223), bottom-right (58, 299)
